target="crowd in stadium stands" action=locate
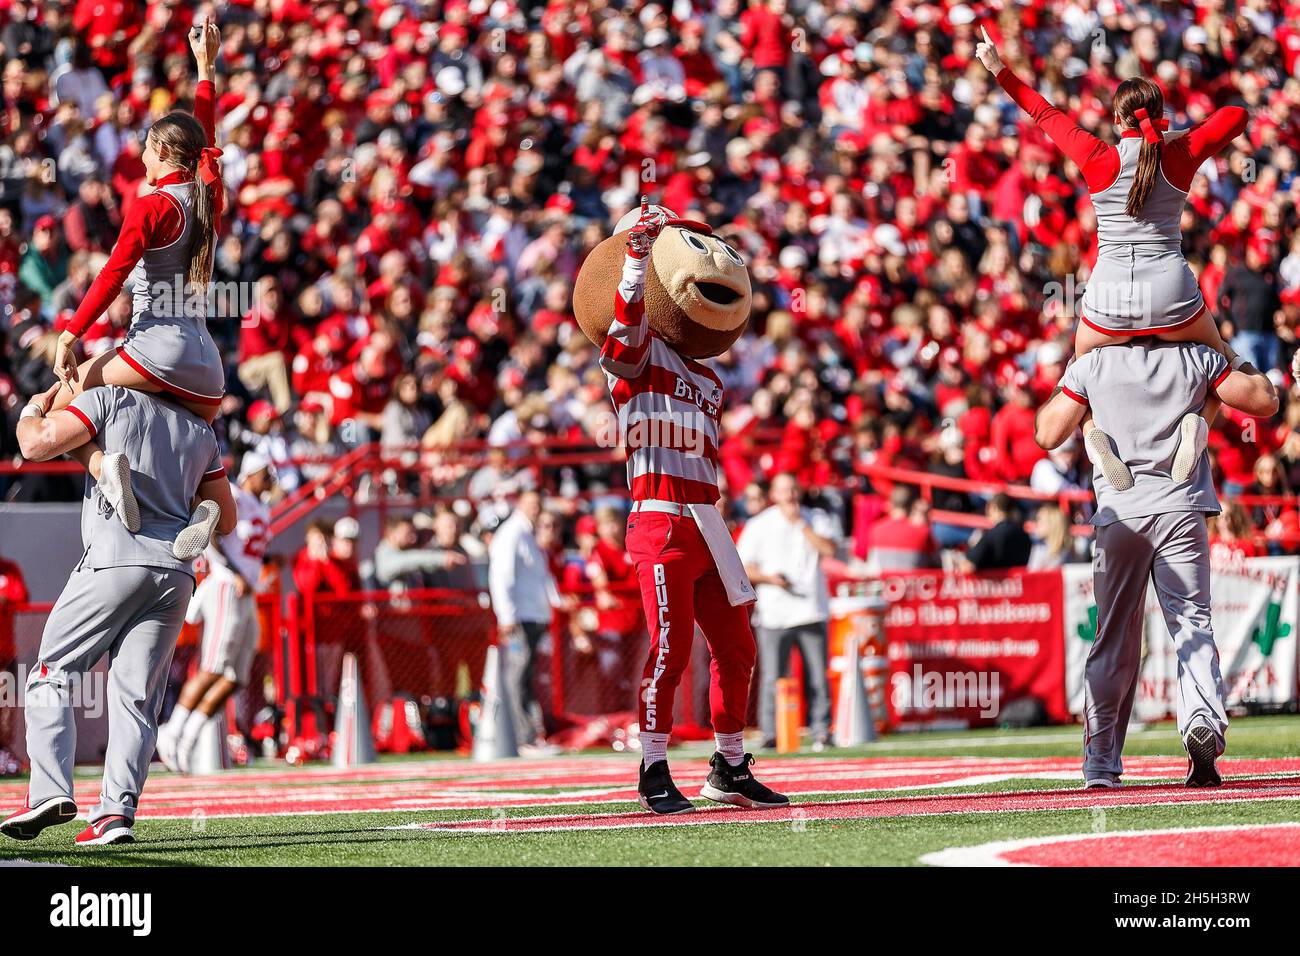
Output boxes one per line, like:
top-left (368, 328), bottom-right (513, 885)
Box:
top-left (2, 0), bottom-right (1300, 587)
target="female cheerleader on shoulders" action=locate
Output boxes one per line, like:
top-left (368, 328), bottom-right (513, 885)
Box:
top-left (975, 27), bottom-right (1251, 490)
top-left (47, 18), bottom-right (226, 558)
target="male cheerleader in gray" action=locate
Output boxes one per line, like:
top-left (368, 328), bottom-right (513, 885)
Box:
top-left (1035, 341), bottom-right (1277, 788)
top-left (1, 384), bottom-right (235, 845)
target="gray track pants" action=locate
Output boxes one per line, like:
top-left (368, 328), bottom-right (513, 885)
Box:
top-left (26, 565), bottom-right (192, 821)
top-left (757, 622), bottom-right (831, 739)
top-left (503, 621), bottom-right (548, 747)
top-left (1085, 511), bottom-right (1226, 780)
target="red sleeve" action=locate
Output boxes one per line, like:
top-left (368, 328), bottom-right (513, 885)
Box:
top-left (195, 79), bottom-right (216, 146)
top-left (1163, 106), bottom-right (1249, 191)
top-left (598, 253), bottom-right (652, 380)
top-left (66, 192), bottom-right (183, 337)
top-left (996, 68), bottom-right (1118, 193)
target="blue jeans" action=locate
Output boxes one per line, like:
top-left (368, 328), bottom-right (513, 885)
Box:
top-left (932, 522), bottom-right (974, 549)
top-left (1232, 330), bottom-right (1279, 373)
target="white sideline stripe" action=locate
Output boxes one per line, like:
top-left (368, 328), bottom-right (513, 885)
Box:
top-left (54, 766), bottom-right (1300, 820)
top-left (381, 793), bottom-right (1300, 836)
top-left (0, 859), bottom-right (69, 867)
top-left (861, 730), bottom-right (1165, 750)
top-left (919, 821), bottom-right (1300, 867)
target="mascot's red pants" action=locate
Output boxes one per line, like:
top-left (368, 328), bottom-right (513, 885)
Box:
top-left (626, 510), bottom-right (756, 737)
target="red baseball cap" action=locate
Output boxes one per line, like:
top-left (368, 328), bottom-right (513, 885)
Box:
top-left (248, 399), bottom-right (279, 421)
top-left (34, 215), bottom-right (57, 232)
top-left (545, 193), bottom-right (575, 213)
top-left (575, 515), bottom-right (598, 536)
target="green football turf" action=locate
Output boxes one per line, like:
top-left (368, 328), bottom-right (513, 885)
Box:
top-left (3, 715), bottom-right (1299, 866)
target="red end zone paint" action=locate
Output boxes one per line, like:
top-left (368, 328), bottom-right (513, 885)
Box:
top-left (922, 822), bottom-right (1300, 867)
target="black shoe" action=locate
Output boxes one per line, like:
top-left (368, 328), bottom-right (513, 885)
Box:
top-left (638, 760), bottom-right (696, 814)
top-left (1184, 725), bottom-right (1222, 787)
top-left (701, 752), bottom-right (790, 809)
top-left (758, 736), bottom-right (778, 750)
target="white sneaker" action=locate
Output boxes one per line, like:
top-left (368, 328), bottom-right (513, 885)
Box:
top-left (1085, 428), bottom-right (1134, 491)
top-left (1083, 776), bottom-right (1122, 789)
top-left (1170, 413), bottom-right (1209, 484)
top-left (173, 500), bottom-right (221, 561)
top-left (98, 452), bottom-right (140, 532)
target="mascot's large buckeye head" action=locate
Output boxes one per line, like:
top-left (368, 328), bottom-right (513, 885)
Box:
top-left (573, 204), bottom-right (752, 359)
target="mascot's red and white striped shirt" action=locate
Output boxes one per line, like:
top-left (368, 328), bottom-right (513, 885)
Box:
top-left (599, 253), bottom-right (725, 504)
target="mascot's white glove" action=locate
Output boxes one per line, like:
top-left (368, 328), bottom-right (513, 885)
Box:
top-left (626, 197), bottom-right (666, 260)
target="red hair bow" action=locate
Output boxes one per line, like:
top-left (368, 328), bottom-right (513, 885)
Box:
top-left (197, 146), bottom-right (224, 218)
top-left (1132, 107), bottom-right (1162, 145)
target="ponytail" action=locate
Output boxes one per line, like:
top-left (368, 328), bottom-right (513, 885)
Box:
top-left (1113, 77), bottom-right (1166, 219)
top-left (188, 147), bottom-right (223, 291)
top-left (146, 111), bottom-right (221, 294)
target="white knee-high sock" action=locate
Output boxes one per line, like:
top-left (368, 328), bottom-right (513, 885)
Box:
top-left (179, 709), bottom-right (208, 751)
top-left (641, 732), bottom-right (669, 768)
top-left (715, 731), bottom-right (745, 767)
top-left (161, 704), bottom-right (190, 739)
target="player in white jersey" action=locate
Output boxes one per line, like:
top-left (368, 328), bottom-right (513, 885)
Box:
top-left (157, 453), bottom-right (275, 773)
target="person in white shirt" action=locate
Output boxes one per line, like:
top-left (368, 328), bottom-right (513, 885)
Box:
top-left (488, 490), bottom-right (560, 747)
top-left (736, 474), bottom-right (838, 749)
top-left (159, 453), bottom-right (275, 773)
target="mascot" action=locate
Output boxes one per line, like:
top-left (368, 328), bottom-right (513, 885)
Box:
top-left (575, 199), bottom-right (788, 814)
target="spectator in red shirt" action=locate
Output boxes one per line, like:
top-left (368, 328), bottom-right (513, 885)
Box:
top-left (293, 520), bottom-right (355, 597)
top-left (741, 0), bottom-right (793, 75)
top-left (990, 370), bottom-right (1046, 482)
top-left (238, 275), bottom-right (296, 413)
top-left (865, 486), bottom-right (937, 570)
top-left (563, 509), bottom-right (642, 711)
top-left (0, 553), bottom-right (29, 765)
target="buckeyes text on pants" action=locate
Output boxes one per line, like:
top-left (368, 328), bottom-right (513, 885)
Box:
top-left (1085, 511), bottom-right (1227, 780)
top-left (627, 511), bottom-right (756, 737)
top-left (26, 565), bottom-right (193, 821)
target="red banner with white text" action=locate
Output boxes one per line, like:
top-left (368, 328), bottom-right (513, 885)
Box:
top-left (832, 569), bottom-right (1068, 729)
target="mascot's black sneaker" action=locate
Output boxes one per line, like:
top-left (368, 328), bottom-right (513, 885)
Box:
top-left (638, 760), bottom-right (696, 815)
top-left (701, 753), bottom-right (790, 809)
top-left (1184, 725), bottom-right (1222, 788)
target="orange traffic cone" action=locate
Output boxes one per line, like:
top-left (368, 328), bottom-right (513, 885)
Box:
top-left (775, 677), bottom-right (801, 753)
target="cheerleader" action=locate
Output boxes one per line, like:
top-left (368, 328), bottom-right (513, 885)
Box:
top-left (47, 18), bottom-right (226, 556)
top-left (975, 29), bottom-right (1250, 489)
